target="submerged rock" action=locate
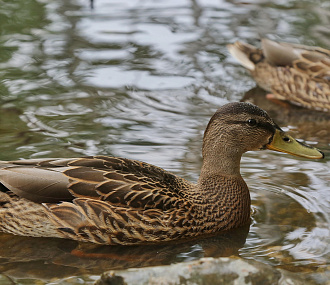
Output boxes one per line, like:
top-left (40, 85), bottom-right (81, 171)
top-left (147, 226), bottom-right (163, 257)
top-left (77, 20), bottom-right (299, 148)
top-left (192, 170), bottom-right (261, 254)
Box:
top-left (95, 257), bottom-right (315, 285)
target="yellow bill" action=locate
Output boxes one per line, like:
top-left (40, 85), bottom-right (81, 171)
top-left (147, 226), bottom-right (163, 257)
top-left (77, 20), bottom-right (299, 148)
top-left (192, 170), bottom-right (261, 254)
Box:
top-left (266, 129), bottom-right (324, 159)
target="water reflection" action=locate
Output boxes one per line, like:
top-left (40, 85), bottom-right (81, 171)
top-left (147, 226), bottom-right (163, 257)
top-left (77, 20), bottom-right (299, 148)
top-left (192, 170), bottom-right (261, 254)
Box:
top-left (0, 225), bottom-right (249, 280)
top-left (0, 0), bottom-right (329, 284)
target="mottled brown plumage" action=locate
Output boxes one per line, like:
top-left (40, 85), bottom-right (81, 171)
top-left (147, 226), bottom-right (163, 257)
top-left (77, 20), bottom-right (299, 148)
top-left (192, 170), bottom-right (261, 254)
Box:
top-left (0, 102), bottom-right (324, 245)
top-left (227, 39), bottom-right (330, 112)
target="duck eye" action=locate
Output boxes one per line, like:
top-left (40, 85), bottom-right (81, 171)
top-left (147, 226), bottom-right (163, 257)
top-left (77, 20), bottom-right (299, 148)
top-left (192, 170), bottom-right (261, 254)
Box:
top-left (247, 119), bottom-right (257, 126)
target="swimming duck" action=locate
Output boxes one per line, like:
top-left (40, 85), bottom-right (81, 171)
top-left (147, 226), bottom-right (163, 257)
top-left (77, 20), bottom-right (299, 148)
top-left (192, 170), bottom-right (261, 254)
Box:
top-left (0, 102), bottom-right (324, 245)
top-left (227, 39), bottom-right (330, 112)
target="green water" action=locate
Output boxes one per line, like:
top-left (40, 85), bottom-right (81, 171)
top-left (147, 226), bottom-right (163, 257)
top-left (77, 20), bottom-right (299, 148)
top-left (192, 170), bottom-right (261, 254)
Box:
top-left (0, 0), bottom-right (329, 284)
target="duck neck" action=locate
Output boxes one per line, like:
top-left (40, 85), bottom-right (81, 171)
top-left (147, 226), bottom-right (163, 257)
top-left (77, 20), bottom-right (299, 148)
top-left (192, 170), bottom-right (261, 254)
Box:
top-left (185, 125), bottom-right (252, 228)
top-left (199, 146), bottom-right (243, 178)
top-left (196, 147), bottom-right (244, 203)
top-left (193, 148), bottom-right (250, 230)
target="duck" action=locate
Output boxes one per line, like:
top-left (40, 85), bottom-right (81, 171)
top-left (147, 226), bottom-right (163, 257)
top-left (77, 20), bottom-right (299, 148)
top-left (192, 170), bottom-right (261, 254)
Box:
top-left (0, 102), bottom-right (324, 245)
top-left (227, 39), bottom-right (330, 112)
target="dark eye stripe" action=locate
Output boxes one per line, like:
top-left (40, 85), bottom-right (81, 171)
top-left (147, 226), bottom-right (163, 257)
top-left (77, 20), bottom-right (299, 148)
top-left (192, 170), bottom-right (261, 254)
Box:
top-left (227, 120), bottom-right (275, 133)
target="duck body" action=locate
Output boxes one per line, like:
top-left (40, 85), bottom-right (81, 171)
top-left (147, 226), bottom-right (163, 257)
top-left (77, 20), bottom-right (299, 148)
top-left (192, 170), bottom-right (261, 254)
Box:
top-left (227, 39), bottom-right (330, 111)
top-left (0, 103), bottom-right (323, 245)
top-left (0, 156), bottom-right (250, 245)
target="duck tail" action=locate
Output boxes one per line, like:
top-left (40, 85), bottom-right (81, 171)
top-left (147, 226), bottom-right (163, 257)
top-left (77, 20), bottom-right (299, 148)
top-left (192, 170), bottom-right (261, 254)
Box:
top-left (227, 41), bottom-right (259, 71)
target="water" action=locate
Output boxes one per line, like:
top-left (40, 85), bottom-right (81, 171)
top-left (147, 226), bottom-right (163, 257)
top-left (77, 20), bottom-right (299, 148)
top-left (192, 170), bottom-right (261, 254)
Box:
top-left (0, 0), bottom-right (329, 284)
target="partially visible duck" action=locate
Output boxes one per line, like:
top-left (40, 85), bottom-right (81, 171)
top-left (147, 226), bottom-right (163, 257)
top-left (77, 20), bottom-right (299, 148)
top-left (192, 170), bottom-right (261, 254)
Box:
top-left (227, 39), bottom-right (330, 112)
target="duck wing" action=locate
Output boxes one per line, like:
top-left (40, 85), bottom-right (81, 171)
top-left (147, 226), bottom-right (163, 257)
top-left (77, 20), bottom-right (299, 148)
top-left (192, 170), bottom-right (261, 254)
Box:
top-left (0, 156), bottom-right (192, 210)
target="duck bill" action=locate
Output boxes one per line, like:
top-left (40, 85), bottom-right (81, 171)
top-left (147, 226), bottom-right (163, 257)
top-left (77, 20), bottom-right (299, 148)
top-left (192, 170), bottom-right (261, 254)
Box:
top-left (266, 129), bottom-right (324, 159)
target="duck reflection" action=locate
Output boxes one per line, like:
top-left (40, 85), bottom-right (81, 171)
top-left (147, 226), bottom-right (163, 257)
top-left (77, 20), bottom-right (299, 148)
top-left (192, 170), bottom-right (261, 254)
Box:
top-left (0, 224), bottom-right (249, 280)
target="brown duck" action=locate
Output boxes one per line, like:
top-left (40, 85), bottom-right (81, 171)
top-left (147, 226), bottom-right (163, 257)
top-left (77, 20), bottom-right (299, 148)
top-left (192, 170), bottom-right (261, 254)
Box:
top-left (0, 102), bottom-right (324, 245)
top-left (227, 39), bottom-right (330, 111)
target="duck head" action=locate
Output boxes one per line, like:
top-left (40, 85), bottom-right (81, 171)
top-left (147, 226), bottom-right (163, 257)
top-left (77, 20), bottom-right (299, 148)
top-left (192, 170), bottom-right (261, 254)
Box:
top-left (202, 102), bottom-right (324, 173)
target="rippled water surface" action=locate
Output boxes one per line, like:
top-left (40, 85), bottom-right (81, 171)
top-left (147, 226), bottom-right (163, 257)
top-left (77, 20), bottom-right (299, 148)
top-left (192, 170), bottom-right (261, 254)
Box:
top-left (0, 0), bottom-right (329, 284)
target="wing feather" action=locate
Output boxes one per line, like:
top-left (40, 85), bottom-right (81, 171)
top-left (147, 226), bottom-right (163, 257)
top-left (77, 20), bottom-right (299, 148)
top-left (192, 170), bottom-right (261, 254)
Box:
top-left (0, 166), bottom-right (72, 202)
top-left (0, 156), bottom-right (192, 211)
